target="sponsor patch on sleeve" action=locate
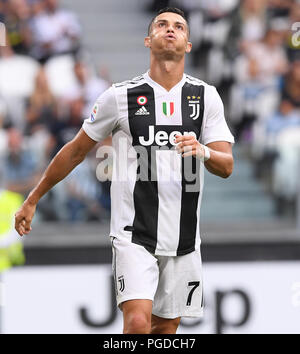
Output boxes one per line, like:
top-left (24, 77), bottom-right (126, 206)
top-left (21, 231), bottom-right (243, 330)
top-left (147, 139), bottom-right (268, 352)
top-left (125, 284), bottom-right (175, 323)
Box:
top-left (90, 103), bottom-right (99, 122)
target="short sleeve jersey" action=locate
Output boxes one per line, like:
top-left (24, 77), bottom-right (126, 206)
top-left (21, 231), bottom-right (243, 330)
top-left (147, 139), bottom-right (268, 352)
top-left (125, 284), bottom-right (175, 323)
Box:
top-left (82, 72), bottom-right (234, 256)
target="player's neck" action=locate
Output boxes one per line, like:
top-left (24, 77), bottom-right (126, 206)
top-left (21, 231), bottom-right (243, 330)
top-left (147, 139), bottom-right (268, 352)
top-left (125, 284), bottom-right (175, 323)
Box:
top-left (149, 58), bottom-right (185, 92)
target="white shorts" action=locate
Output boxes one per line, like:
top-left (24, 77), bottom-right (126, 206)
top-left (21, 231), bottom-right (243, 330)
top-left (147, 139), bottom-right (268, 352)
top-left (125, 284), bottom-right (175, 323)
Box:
top-left (110, 236), bottom-right (204, 319)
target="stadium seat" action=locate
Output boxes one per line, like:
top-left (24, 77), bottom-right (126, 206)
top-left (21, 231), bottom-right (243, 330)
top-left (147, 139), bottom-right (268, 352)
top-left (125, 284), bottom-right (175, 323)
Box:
top-left (273, 127), bottom-right (300, 199)
top-left (0, 55), bottom-right (40, 97)
top-left (44, 54), bottom-right (78, 97)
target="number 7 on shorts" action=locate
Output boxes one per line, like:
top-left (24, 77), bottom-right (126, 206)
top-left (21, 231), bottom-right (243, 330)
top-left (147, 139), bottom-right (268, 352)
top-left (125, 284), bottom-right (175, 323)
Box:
top-left (186, 281), bottom-right (200, 306)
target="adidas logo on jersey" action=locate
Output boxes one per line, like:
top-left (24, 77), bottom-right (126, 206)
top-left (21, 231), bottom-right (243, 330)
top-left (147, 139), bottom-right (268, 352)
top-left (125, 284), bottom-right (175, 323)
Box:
top-left (135, 106), bottom-right (150, 116)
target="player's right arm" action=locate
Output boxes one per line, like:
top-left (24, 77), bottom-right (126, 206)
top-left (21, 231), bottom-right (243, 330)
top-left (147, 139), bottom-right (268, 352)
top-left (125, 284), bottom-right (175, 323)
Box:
top-left (15, 85), bottom-right (119, 236)
top-left (15, 129), bottom-right (97, 236)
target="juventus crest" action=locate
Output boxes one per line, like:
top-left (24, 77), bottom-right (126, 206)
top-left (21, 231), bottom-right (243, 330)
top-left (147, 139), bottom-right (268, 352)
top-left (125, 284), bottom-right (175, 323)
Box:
top-left (118, 276), bottom-right (125, 292)
top-left (187, 96), bottom-right (201, 120)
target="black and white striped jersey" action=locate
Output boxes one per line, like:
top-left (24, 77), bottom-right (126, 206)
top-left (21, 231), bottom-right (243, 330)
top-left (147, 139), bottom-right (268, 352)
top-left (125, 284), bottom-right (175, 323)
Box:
top-left (82, 71), bottom-right (234, 256)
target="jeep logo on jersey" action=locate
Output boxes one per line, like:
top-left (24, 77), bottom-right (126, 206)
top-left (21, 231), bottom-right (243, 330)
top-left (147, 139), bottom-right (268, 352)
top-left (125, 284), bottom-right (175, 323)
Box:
top-left (187, 96), bottom-right (200, 120)
top-left (162, 102), bottom-right (174, 117)
top-left (139, 125), bottom-right (197, 146)
top-left (137, 96), bottom-right (147, 105)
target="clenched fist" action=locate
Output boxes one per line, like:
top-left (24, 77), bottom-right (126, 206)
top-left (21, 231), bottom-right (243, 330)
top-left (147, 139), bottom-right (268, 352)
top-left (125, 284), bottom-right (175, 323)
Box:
top-left (175, 135), bottom-right (209, 161)
top-left (15, 201), bottom-right (36, 236)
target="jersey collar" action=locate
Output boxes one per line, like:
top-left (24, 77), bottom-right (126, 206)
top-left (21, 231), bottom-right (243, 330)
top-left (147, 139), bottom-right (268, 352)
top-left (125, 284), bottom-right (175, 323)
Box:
top-left (143, 70), bottom-right (186, 94)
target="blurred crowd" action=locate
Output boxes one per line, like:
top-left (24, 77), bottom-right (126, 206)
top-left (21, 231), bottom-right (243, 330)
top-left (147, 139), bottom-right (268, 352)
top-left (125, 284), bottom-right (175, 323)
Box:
top-left (0, 0), bottom-right (111, 222)
top-left (149, 0), bottom-right (300, 216)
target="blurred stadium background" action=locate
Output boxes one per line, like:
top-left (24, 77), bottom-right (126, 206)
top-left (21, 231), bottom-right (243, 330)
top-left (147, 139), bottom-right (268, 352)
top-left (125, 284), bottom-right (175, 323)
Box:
top-left (0, 0), bottom-right (300, 334)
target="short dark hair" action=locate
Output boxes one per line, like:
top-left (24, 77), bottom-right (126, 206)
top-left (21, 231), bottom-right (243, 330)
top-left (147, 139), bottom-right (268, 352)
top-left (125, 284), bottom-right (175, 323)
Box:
top-left (148, 7), bottom-right (189, 37)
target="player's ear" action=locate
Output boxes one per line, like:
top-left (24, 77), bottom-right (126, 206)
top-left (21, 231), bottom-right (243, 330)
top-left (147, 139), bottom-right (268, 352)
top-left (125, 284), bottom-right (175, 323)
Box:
top-left (185, 41), bottom-right (192, 54)
top-left (144, 36), bottom-right (151, 48)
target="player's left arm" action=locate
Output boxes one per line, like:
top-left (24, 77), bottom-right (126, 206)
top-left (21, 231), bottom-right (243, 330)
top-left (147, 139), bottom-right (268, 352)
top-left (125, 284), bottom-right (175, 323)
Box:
top-left (175, 136), bottom-right (233, 178)
top-left (176, 85), bottom-right (235, 178)
top-left (204, 141), bottom-right (233, 178)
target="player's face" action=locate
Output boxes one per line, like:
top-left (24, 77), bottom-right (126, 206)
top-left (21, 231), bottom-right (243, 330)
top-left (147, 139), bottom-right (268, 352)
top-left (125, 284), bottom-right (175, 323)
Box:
top-left (145, 12), bottom-right (192, 59)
